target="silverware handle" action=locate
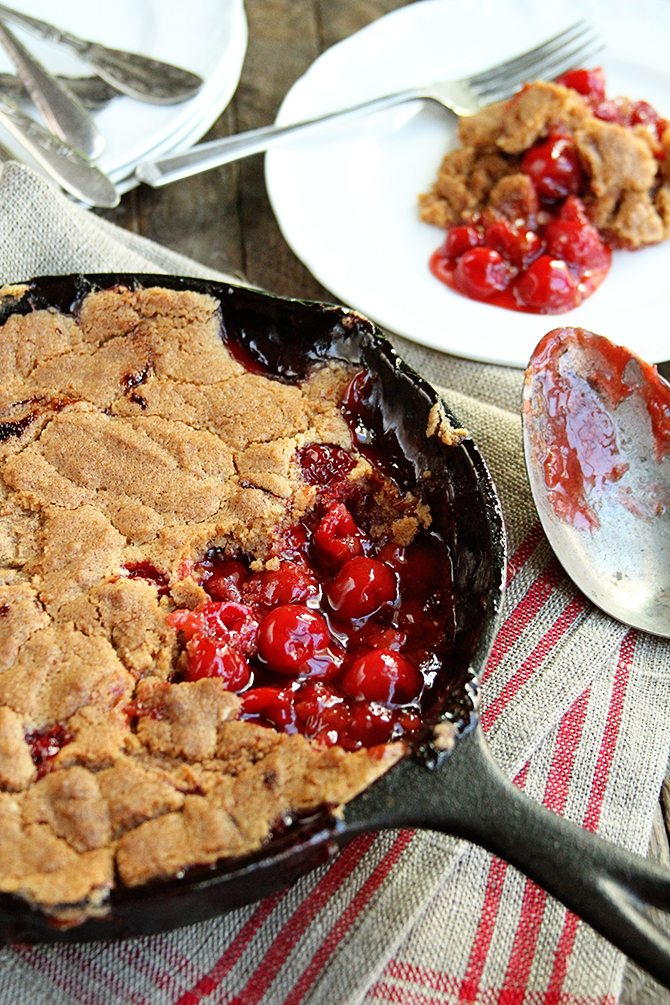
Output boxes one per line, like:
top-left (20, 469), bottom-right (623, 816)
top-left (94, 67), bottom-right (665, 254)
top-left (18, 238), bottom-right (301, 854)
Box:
top-left (0, 97), bottom-right (117, 207)
top-left (135, 87), bottom-right (425, 187)
top-left (0, 3), bottom-right (87, 53)
top-left (0, 21), bottom-right (103, 158)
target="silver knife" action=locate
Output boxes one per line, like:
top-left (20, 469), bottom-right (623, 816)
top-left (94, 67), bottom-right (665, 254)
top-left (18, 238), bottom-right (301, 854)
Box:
top-left (0, 20), bottom-right (103, 158)
top-left (0, 4), bottom-right (203, 105)
top-left (0, 95), bottom-right (118, 206)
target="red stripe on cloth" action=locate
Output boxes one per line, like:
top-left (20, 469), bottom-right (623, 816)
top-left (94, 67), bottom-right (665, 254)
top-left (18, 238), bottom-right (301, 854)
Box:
top-left (482, 561), bottom-right (567, 685)
top-left (369, 978), bottom-right (442, 1004)
top-left (458, 764), bottom-right (530, 1001)
top-left (233, 833), bottom-right (379, 1005)
top-left (373, 964), bottom-right (616, 1004)
top-left (543, 632), bottom-right (636, 1003)
top-left (172, 892), bottom-right (282, 1005)
top-left (482, 596), bottom-right (585, 729)
top-left (497, 689), bottom-right (591, 1002)
top-left (15, 944), bottom-right (147, 1005)
top-left (176, 834), bottom-right (375, 1005)
top-left (283, 831), bottom-right (414, 1005)
top-left (506, 524), bottom-right (544, 585)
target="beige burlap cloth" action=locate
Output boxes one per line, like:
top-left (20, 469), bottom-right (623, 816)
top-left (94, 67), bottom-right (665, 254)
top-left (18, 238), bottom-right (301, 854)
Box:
top-left (0, 162), bottom-right (669, 1005)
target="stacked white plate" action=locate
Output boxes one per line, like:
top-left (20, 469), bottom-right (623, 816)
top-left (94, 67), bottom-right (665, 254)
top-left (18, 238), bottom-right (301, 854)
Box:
top-left (0, 0), bottom-right (248, 193)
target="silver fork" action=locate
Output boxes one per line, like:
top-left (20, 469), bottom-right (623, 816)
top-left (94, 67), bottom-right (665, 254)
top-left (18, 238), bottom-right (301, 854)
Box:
top-left (135, 20), bottom-right (603, 189)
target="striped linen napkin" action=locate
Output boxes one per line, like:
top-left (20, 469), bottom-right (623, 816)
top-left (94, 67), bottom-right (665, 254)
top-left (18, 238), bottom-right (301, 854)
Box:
top-left (1, 162), bottom-right (669, 1005)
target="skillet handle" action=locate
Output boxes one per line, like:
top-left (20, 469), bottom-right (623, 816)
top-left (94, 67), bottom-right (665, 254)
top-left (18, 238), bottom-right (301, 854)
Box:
top-left (345, 725), bottom-right (670, 989)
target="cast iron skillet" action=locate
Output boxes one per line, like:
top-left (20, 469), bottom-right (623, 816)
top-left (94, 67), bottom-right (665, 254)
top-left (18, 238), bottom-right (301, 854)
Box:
top-left (1, 274), bottom-right (670, 988)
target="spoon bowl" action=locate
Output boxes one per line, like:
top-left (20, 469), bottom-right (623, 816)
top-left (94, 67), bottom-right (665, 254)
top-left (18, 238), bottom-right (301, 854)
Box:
top-left (523, 327), bottom-right (670, 638)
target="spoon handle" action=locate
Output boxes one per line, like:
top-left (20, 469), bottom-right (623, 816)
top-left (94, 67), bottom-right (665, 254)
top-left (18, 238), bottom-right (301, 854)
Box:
top-left (0, 20), bottom-right (103, 158)
top-left (0, 71), bottom-right (115, 109)
top-left (0, 96), bottom-right (118, 207)
top-left (346, 726), bottom-right (670, 989)
top-left (0, 3), bottom-right (203, 104)
top-left (0, 4), bottom-right (87, 53)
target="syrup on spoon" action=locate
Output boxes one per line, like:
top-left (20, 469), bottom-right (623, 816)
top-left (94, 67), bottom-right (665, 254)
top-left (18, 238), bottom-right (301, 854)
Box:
top-left (523, 327), bottom-right (670, 638)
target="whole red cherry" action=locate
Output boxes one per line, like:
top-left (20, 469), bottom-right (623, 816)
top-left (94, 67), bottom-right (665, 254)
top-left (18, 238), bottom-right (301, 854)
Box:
top-left (556, 67), bottom-right (606, 104)
top-left (185, 636), bottom-right (252, 690)
top-left (241, 686), bottom-right (296, 729)
top-left (342, 649), bottom-right (422, 705)
top-left (294, 681), bottom-right (350, 738)
top-left (348, 703), bottom-right (395, 746)
top-left (258, 604), bottom-right (330, 674)
top-left (327, 556), bottom-right (398, 620)
top-left (167, 600), bottom-right (258, 653)
top-left (484, 220), bottom-right (544, 269)
top-left (520, 133), bottom-right (584, 202)
top-left (256, 562), bottom-right (320, 607)
top-left (514, 255), bottom-right (579, 313)
top-left (558, 195), bottom-right (591, 225)
top-left (313, 503), bottom-right (366, 567)
top-left (545, 218), bottom-right (610, 271)
top-left (453, 247), bottom-right (514, 300)
top-left (630, 100), bottom-right (666, 140)
top-left (204, 558), bottom-right (248, 601)
top-left (442, 224), bottom-right (482, 260)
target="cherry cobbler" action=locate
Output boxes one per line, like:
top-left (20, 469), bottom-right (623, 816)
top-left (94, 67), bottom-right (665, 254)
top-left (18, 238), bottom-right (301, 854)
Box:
top-left (0, 284), bottom-right (463, 925)
top-left (420, 69), bottom-right (669, 313)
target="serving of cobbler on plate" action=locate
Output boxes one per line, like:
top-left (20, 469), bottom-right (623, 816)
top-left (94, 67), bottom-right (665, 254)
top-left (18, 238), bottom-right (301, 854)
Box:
top-left (0, 281), bottom-right (467, 928)
top-left (421, 68), bottom-right (670, 313)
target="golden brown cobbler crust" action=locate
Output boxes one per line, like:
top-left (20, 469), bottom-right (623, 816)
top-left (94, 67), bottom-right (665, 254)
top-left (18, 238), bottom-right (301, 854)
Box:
top-left (419, 80), bottom-right (670, 249)
top-left (0, 285), bottom-right (404, 923)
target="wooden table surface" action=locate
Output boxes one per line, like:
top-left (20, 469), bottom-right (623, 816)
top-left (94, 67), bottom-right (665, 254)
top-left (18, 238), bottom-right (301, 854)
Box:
top-left (100, 2), bottom-right (670, 1000)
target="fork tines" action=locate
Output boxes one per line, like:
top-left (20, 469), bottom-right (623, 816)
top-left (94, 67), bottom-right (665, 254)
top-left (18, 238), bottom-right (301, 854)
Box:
top-left (466, 20), bottom-right (604, 104)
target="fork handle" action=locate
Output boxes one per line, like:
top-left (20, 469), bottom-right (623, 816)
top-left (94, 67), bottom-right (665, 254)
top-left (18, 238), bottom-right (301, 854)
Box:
top-left (135, 87), bottom-right (425, 187)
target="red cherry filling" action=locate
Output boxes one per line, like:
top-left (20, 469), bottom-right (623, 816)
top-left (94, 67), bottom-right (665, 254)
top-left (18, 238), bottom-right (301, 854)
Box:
top-left (26, 724), bottom-right (72, 779)
top-left (258, 604), bottom-right (330, 674)
top-left (186, 637), bottom-right (251, 689)
top-left (251, 562), bottom-right (321, 607)
top-left (556, 67), bottom-right (606, 103)
top-left (484, 220), bottom-right (544, 269)
top-left (204, 558), bottom-right (249, 601)
top-left (442, 224), bottom-right (482, 259)
top-left (520, 133), bottom-right (583, 203)
top-left (426, 68), bottom-right (664, 313)
top-left (544, 217), bottom-right (609, 271)
top-left (327, 557), bottom-right (398, 620)
top-left (298, 443), bottom-right (356, 486)
top-left (453, 247), bottom-right (514, 300)
top-left (348, 703), bottom-right (395, 746)
top-left (313, 503), bottom-right (366, 567)
top-left (342, 649), bottom-right (422, 705)
top-left (241, 686), bottom-right (296, 729)
top-left (294, 682), bottom-right (350, 742)
top-left (514, 255), bottom-right (578, 313)
top-left (169, 404), bottom-right (456, 750)
top-left (123, 561), bottom-right (170, 597)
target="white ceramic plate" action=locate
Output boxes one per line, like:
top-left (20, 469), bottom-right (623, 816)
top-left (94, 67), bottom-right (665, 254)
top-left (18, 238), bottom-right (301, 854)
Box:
top-left (0, 0), bottom-right (247, 187)
top-left (266, 0), bottom-right (670, 367)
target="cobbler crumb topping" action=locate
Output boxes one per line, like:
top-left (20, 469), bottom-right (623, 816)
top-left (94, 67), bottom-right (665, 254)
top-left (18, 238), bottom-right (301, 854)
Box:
top-left (0, 284), bottom-right (449, 925)
top-left (420, 73), bottom-right (670, 313)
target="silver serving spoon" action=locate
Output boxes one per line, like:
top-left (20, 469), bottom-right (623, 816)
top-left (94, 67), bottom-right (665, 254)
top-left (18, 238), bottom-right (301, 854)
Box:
top-left (0, 20), bottom-right (103, 158)
top-left (523, 327), bottom-right (670, 638)
top-left (0, 4), bottom-right (203, 105)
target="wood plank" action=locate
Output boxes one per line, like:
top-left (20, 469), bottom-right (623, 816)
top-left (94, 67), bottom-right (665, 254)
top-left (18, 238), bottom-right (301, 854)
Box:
top-left (233, 0), bottom-right (327, 298)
